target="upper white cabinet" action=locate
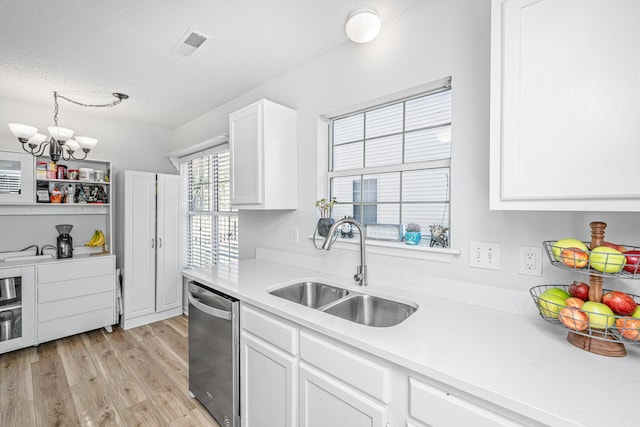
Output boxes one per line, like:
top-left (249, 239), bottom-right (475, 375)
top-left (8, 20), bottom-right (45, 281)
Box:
top-left (490, 0), bottom-right (640, 211)
top-left (229, 99), bottom-right (297, 210)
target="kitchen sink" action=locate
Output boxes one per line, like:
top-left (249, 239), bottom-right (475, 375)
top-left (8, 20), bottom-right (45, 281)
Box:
top-left (269, 281), bottom-right (350, 308)
top-left (322, 294), bottom-right (417, 327)
top-left (269, 281), bottom-right (417, 327)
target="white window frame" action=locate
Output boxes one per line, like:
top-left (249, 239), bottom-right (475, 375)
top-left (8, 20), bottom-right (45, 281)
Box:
top-left (317, 77), bottom-right (460, 261)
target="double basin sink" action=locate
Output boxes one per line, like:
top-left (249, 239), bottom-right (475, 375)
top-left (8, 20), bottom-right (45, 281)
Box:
top-left (269, 281), bottom-right (417, 327)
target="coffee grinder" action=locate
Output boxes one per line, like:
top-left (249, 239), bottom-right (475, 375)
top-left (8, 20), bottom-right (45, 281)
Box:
top-left (55, 224), bottom-right (73, 259)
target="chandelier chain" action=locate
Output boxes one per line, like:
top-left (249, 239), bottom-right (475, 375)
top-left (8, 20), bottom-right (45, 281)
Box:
top-left (56, 92), bottom-right (128, 108)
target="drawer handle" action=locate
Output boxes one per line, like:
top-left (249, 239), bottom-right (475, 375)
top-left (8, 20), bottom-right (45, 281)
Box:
top-left (151, 238), bottom-right (155, 248)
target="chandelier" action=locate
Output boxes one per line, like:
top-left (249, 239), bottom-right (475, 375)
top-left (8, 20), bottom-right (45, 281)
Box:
top-left (8, 91), bottom-right (129, 164)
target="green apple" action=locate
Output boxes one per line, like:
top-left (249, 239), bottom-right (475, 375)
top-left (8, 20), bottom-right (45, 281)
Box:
top-left (632, 306), bottom-right (640, 319)
top-left (589, 246), bottom-right (625, 273)
top-left (582, 301), bottom-right (616, 329)
top-left (538, 293), bottom-right (567, 318)
top-left (541, 287), bottom-right (571, 301)
top-left (552, 238), bottom-right (589, 261)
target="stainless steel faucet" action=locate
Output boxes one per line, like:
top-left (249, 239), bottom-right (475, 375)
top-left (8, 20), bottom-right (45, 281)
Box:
top-left (322, 218), bottom-right (367, 287)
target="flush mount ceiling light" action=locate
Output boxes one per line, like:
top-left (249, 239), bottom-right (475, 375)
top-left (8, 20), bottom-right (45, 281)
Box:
top-left (8, 91), bottom-right (129, 164)
top-left (345, 5), bottom-right (382, 43)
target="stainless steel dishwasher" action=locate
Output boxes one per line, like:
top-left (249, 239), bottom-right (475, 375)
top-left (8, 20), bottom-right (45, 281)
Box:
top-left (188, 281), bottom-right (240, 427)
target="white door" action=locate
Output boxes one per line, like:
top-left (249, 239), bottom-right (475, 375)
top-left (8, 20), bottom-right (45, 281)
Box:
top-left (156, 173), bottom-right (182, 312)
top-left (299, 363), bottom-right (386, 427)
top-left (241, 331), bottom-right (296, 427)
top-left (230, 101), bottom-right (263, 206)
top-left (123, 171), bottom-right (156, 319)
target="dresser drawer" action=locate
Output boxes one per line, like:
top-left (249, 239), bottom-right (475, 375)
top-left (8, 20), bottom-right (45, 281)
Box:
top-left (300, 331), bottom-right (390, 404)
top-left (38, 290), bottom-right (114, 322)
top-left (37, 307), bottom-right (114, 343)
top-left (38, 274), bottom-right (114, 303)
top-left (241, 304), bottom-right (298, 355)
top-left (37, 257), bottom-right (114, 284)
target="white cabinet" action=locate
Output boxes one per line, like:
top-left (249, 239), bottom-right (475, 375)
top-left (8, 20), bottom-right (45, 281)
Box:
top-left (408, 377), bottom-right (524, 427)
top-left (36, 257), bottom-right (116, 343)
top-left (121, 171), bottom-right (182, 329)
top-left (299, 363), bottom-right (387, 427)
top-left (0, 266), bottom-right (35, 354)
top-left (0, 151), bottom-right (34, 204)
top-left (240, 304), bottom-right (297, 427)
top-left (490, 0), bottom-right (640, 211)
top-left (229, 99), bottom-right (297, 210)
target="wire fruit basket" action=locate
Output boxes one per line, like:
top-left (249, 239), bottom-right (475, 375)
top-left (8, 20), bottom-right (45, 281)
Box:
top-left (542, 241), bottom-right (640, 278)
top-left (530, 284), bottom-right (640, 345)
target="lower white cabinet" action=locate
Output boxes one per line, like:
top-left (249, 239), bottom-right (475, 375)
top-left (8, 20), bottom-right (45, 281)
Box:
top-left (408, 377), bottom-right (524, 427)
top-left (240, 304), bottom-right (297, 427)
top-left (36, 256), bottom-right (115, 343)
top-left (240, 303), bottom-right (537, 427)
top-left (241, 331), bottom-right (297, 427)
top-left (299, 363), bottom-right (387, 427)
top-left (0, 266), bottom-right (35, 354)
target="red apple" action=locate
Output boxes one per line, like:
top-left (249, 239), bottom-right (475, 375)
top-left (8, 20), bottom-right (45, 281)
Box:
top-left (623, 250), bottom-right (640, 274)
top-left (559, 307), bottom-right (589, 331)
top-left (602, 241), bottom-right (627, 253)
top-left (568, 282), bottom-right (589, 300)
top-left (565, 297), bottom-right (585, 308)
top-left (602, 291), bottom-right (638, 316)
top-left (560, 247), bottom-right (589, 268)
top-left (615, 317), bottom-right (640, 340)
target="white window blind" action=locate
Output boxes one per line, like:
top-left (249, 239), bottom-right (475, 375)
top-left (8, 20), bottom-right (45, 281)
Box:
top-left (183, 150), bottom-right (238, 267)
top-left (329, 81), bottom-right (452, 245)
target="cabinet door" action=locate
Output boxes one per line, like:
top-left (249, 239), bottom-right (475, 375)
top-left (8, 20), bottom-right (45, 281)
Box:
top-left (0, 151), bottom-right (34, 204)
top-left (230, 102), bottom-right (263, 206)
top-left (241, 331), bottom-right (296, 427)
top-left (299, 363), bottom-right (386, 427)
top-left (490, 0), bottom-right (640, 211)
top-left (123, 171), bottom-right (156, 319)
top-left (156, 174), bottom-right (182, 312)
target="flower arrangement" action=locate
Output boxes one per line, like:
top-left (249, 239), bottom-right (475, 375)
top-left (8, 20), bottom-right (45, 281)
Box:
top-left (405, 223), bottom-right (421, 232)
top-left (316, 197), bottom-right (337, 219)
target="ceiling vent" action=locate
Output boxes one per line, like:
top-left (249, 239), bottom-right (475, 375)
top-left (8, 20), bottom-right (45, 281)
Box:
top-left (171, 28), bottom-right (211, 58)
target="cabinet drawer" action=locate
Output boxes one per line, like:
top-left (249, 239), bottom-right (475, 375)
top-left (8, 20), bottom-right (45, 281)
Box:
top-left (37, 307), bottom-right (114, 343)
top-left (241, 304), bottom-right (298, 355)
top-left (37, 257), bottom-right (114, 284)
top-left (300, 331), bottom-right (390, 404)
top-left (409, 377), bottom-right (522, 427)
top-left (38, 274), bottom-right (114, 303)
top-left (38, 290), bottom-right (114, 322)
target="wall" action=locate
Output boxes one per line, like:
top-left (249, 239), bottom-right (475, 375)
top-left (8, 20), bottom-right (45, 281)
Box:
top-left (0, 94), bottom-right (175, 264)
top-left (172, 0), bottom-right (640, 294)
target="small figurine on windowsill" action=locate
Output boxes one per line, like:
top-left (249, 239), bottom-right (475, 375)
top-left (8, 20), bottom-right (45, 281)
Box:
top-left (340, 216), bottom-right (354, 238)
top-left (429, 224), bottom-right (449, 248)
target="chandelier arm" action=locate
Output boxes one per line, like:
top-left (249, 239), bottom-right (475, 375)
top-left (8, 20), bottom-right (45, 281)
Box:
top-left (30, 140), bottom-right (51, 157)
top-left (70, 150), bottom-right (88, 161)
top-left (56, 92), bottom-right (128, 108)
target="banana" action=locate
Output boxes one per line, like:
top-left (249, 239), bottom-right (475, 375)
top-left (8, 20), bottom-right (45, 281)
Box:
top-left (93, 230), bottom-right (105, 247)
top-left (85, 230), bottom-right (100, 246)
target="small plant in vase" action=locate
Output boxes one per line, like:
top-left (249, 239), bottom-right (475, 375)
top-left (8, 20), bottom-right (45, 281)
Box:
top-left (315, 197), bottom-right (337, 237)
top-left (405, 223), bottom-right (422, 245)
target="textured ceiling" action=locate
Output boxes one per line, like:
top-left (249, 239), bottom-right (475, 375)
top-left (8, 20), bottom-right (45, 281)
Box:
top-left (0, 0), bottom-right (426, 129)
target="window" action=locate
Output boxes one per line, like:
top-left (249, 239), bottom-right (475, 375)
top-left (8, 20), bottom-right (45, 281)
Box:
top-left (183, 149), bottom-right (238, 267)
top-left (328, 79), bottom-right (451, 246)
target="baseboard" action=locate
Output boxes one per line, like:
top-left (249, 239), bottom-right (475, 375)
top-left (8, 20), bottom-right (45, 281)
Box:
top-left (120, 307), bottom-right (183, 330)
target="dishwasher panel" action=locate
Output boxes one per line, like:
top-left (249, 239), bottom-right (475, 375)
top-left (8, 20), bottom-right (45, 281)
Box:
top-left (188, 281), bottom-right (239, 427)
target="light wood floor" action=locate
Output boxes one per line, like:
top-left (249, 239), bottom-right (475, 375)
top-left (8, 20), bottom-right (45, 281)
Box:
top-left (0, 315), bottom-right (220, 427)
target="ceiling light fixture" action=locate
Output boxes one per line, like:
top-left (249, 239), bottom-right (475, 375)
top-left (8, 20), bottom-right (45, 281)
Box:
top-left (345, 5), bottom-right (382, 43)
top-left (8, 91), bottom-right (129, 164)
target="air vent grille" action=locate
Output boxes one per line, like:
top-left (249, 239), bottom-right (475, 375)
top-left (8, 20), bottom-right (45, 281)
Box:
top-left (172, 28), bottom-right (211, 58)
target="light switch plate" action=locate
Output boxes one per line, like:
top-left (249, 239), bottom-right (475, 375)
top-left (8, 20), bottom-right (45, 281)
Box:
top-left (469, 241), bottom-right (501, 270)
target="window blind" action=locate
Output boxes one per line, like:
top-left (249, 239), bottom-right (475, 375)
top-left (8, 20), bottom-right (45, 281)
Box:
top-left (183, 150), bottom-right (238, 267)
top-left (329, 83), bottom-right (452, 244)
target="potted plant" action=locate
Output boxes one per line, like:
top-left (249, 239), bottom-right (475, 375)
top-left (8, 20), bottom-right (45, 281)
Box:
top-left (404, 223), bottom-right (422, 245)
top-left (315, 197), bottom-right (337, 237)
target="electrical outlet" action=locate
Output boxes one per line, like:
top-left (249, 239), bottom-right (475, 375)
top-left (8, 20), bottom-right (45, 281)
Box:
top-left (469, 241), bottom-right (501, 270)
top-left (518, 246), bottom-right (542, 276)
top-left (289, 227), bottom-right (299, 244)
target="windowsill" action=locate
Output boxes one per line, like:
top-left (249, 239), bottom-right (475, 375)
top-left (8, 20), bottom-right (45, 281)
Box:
top-left (308, 235), bottom-right (460, 263)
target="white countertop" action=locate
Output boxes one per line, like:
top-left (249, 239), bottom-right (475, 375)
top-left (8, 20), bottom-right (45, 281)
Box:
top-left (183, 259), bottom-right (640, 427)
